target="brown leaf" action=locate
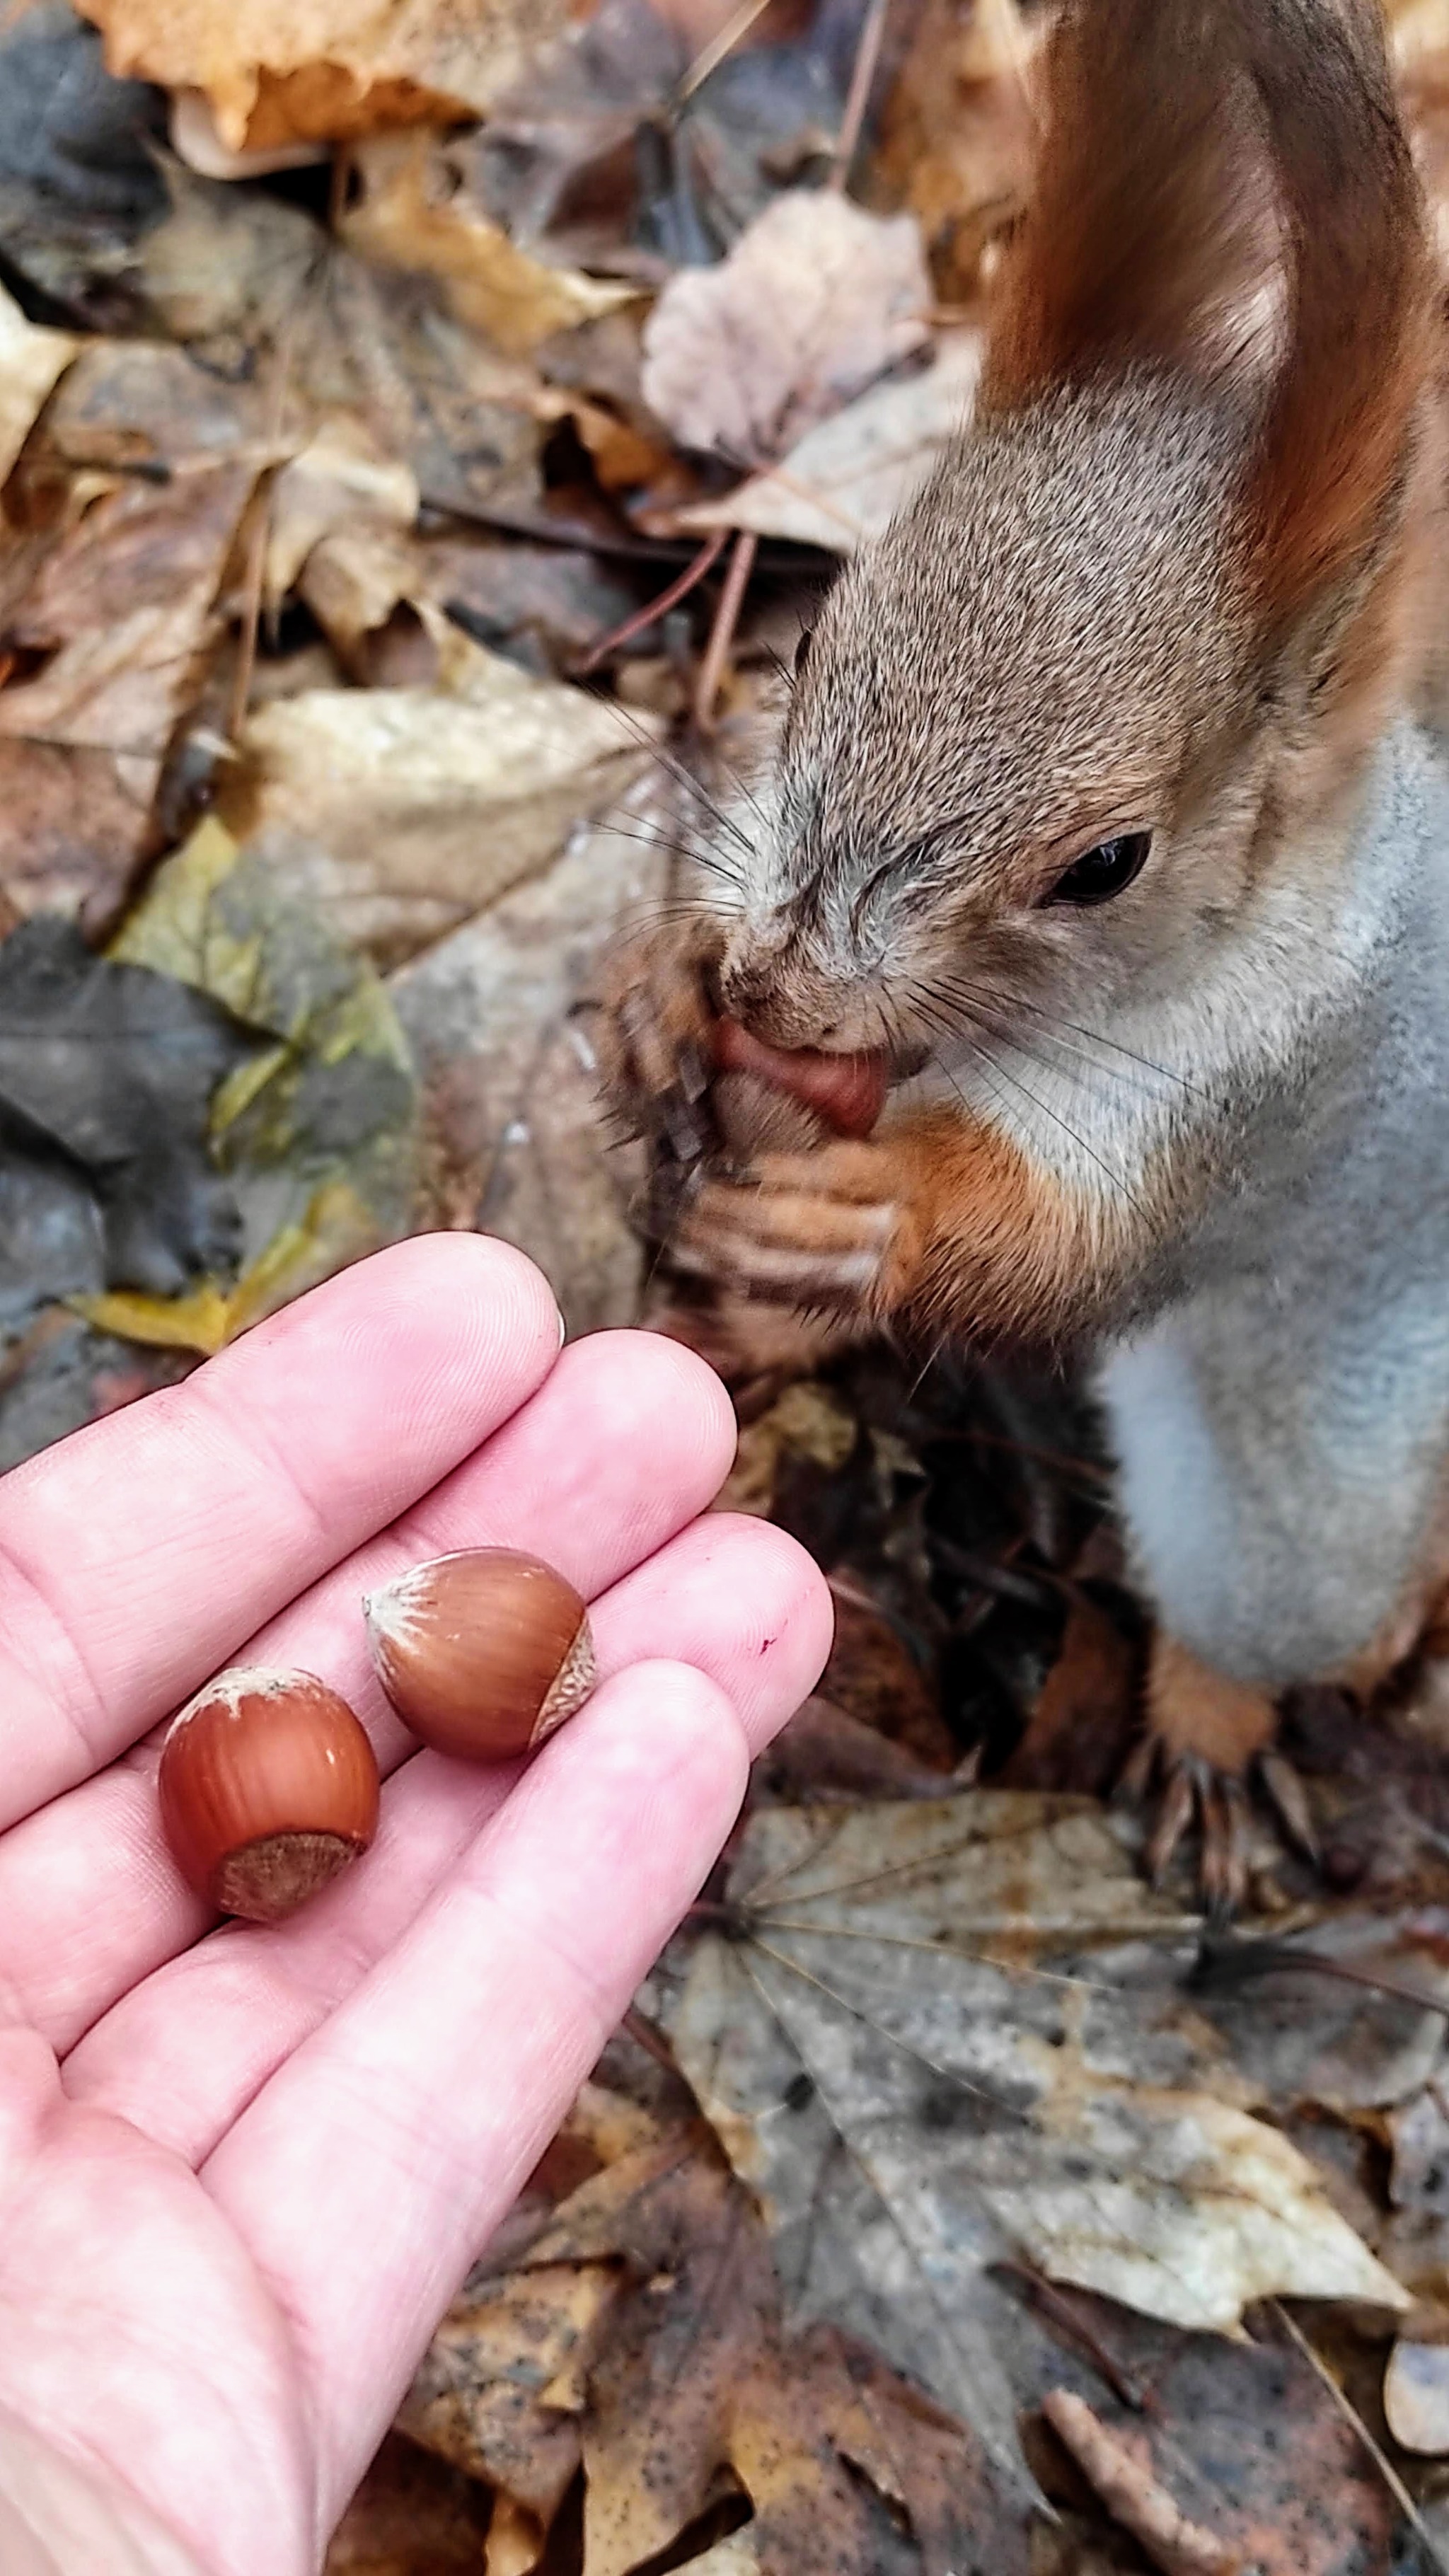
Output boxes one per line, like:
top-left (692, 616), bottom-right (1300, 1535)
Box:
top-left (664, 1793), bottom-right (1409, 2500)
top-left (76, 0), bottom-right (580, 154)
top-left (225, 635), bottom-right (661, 969)
top-left (0, 435), bottom-right (259, 926)
top-left (1003, 1595), bottom-right (1138, 1796)
top-left (0, 284), bottom-right (76, 497)
top-left (754, 1694), bottom-right (965, 1806)
top-left (263, 416), bottom-right (418, 616)
top-left (642, 190), bottom-right (933, 466)
top-left (1042, 2393), bottom-right (1245, 2576)
top-left (327, 2432), bottom-right (492, 2575)
top-left (340, 129), bottom-right (635, 356)
top-left (403, 2096), bottom-right (1025, 2576)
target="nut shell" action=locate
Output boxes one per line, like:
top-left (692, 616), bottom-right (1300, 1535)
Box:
top-left (364, 1547), bottom-right (595, 1762)
top-left (713, 1019), bottom-right (889, 1138)
top-left (158, 1667), bottom-right (380, 1922)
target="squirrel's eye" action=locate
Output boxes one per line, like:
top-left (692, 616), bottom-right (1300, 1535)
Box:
top-left (794, 627), bottom-right (814, 678)
top-left (1045, 831), bottom-right (1150, 906)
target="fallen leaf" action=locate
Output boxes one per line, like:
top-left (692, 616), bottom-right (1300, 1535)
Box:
top-left (403, 2098), bottom-right (1027, 2576)
top-left (87, 814), bottom-right (419, 1350)
top-left (754, 1695), bottom-right (966, 1806)
top-left (716, 1377), bottom-right (858, 1515)
top-left (641, 188), bottom-right (933, 466)
top-left (264, 415), bottom-right (418, 613)
top-left (0, 340), bottom-right (263, 926)
top-left (672, 328), bottom-right (982, 551)
top-left (659, 1791), bottom-right (1408, 2500)
top-left (326, 2431), bottom-right (492, 2575)
top-left (0, 7), bottom-right (166, 328)
top-left (341, 128), bottom-right (635, 356)
top-left (389, 791), bottom-right (669, 1335)
top-left (872, 0), bottom-right (1042, 301)
top-left (1385, 2335), bottom-right (1449, 2452)
top-left (1041, 2350), bottom-right (1393, 2576)
top-left (0, 1312), bottom-right (196, 1476)
top-left (225, 636), bottom-right (660, 969)
top-left (0, 912), bottom-right (253, 1327)
top-left (0, 280), bottom-right (76, 496)
top-left (466, 0), bottom-right (850, 277)
top-left (1003, 1595), bottom-right (1138, 1796)
top-left (76, 0), bottom-right (580, 154)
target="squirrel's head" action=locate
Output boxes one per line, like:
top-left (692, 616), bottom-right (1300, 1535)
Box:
top-left (708, 0), bottom-right (1437, 1067)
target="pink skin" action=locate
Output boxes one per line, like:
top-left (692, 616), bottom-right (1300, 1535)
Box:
top-left (0, 1234), bottom-right (832, 2575)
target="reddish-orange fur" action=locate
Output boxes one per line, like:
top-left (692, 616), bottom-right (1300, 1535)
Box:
top-left (777, 1107), bottom-right (1129, 1342)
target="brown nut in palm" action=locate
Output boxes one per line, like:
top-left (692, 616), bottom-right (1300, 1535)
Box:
top-left (364, 1547), bottom-right (596, 1761)
top-left (158, 1668), bottom-right (381, 1922)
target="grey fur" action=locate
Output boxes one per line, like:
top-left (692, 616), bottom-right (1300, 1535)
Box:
top-left (1099, 725), bottom-right (1449, 1681)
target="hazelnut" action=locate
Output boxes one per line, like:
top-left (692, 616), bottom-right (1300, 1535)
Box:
top-left (713, 1019), bottom-right (889, 1138)
top-left (363, 1547), bottom-right (596, 1761)
top-left (158, 1667), bottom-right (380, 1922)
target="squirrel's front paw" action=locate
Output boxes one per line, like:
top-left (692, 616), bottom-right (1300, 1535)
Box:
top-left (592, 918), bottom-right (721, 1167)
top-left (673, 1139), bottom-right (916, 1315)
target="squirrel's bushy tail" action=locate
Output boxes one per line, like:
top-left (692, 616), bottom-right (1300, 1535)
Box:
top-left (983, 0), bottom-right (1436, 647)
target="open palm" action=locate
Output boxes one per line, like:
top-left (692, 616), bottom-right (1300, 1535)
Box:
top-left (0, 1236), bottom-right (830, 2575)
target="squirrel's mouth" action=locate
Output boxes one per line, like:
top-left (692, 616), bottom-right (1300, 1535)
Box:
top-left (712, 1018), bottom-right (894, 1138)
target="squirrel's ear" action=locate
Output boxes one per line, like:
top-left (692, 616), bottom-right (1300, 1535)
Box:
top-left (979, 0), bottom-right (1264, 413)
top-left (1237, 0), bottom-right (1435, 647)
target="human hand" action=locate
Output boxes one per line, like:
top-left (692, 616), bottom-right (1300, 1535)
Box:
top-left (0, 1236), bottom-right (831, 2575)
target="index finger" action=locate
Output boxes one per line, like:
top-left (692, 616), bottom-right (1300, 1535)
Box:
top-left (0, 1234), bottom-right (562, 1831)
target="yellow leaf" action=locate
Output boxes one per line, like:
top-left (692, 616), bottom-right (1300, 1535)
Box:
top-left (341, 129), bottom-right (635, 355)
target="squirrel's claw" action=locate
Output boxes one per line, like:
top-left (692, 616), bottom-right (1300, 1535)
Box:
top-left (1127, 1737), bottom-right (1317, 1913)
top-left (1258, 1748), bottom-right (1320, 1862)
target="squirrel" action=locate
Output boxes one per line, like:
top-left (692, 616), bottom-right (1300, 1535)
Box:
top-left (600, 0), bottom-right (1449, 1906)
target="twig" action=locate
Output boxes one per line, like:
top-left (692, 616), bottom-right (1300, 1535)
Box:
top-left (573, 529), bottom-right (728, 676)
top-left (829, 0), bottom-right (894, 190)
top-left (678, 0), bottom-right (778, 103)
top-left (1189, 1929), bottom-right (1449, 2025)
top-left (1041, 2391), bottom-right (1237, 2576)
top-left (999, 2263), bottom-right (1150, 2411)
top-left (1269, 2302), bottom-right (1449, 2575)
top-left (225, 316), bottom-right (299, 746)
top-left (693, 529), bottom-right (757, 732)
top-left (621, 2004), bottom-right (683, 2079)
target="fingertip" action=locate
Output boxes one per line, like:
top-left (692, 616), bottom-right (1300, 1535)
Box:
top-left (700, 1515), bottom-right (836, 1751)
top-left (539, 1328), bottom-right (738, 1519)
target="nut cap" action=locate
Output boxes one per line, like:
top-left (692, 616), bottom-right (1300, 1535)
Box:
top-left (158, 1667), bottom-right (380, 1922)
top-left (364, 1547), bottom-right (595, 1762)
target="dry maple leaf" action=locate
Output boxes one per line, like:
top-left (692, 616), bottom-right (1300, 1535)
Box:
top-left (75, 0), bottom-right (580, 154)
top-left (641, 189), bottom-right (933, 467)
top-left (657, 1791), bottom-right (1409, 2502)
top-left (400, 2094), bottom-right (1025, 2575)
